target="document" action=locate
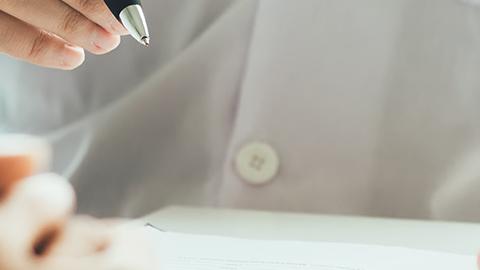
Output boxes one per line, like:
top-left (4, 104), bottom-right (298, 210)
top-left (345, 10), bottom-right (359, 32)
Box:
top-left (144, 226), bottom-right (475, 270)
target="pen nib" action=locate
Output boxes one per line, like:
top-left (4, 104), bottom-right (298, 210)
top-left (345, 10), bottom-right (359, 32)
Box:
top-left (141, 36), bottom-right (150, 47)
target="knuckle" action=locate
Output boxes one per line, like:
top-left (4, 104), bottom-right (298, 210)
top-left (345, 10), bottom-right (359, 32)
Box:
top-left (0, 0), bottom-right (9, 9)
top-left (75, 0), bottom-right (118, 33)
top-left (76, 0), bottom-right (103, 14)
top-left (75, 0), bottom-right (103, 15)
top-left (61, 9), bottom-right (84, 34)
top-left (0, 0), bottom-right (23, 11)
top-left (0, 25), bottom-right (17, 49)
top-left (27, 31), bottom-right (50, 60)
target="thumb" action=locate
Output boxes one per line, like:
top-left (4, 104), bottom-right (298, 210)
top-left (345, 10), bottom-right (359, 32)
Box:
top-left (0, 134), bottom-right (51, 200)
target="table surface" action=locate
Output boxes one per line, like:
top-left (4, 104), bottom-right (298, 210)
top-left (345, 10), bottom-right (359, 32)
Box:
top-left (141, 206), bottom-right (480, 255)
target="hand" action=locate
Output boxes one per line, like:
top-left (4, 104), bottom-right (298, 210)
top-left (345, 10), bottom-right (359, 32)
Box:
top-left (0, 134), bottom-right (156, 270)
top-left (0, 0), bottom-right (127, 70)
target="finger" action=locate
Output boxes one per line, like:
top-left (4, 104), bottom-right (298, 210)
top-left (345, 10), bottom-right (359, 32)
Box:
top-left (38, 228), bottom-right (109, 270)
top-left (49, 216), bottom-right (113, 258)
top-left (0, 135), bottom-right (51, 200)
top-left (0, 12), bottom-right (85, 70)
top-left (45, 224), bottom-right (156, 270)
top-left (0, 0), bottom-right (120, 54)
top-left (62, 0), bottom-right (128, 35)
top-left (39, 256), bottom-right (107, 270)
top-left (0, 174), bottom-right (75, 269)
top-left (101, 225), bottom-right (156, 270)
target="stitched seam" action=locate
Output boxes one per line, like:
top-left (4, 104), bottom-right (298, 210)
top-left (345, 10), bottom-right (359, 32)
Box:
top-left (213, 0), bottom-right (261, 206)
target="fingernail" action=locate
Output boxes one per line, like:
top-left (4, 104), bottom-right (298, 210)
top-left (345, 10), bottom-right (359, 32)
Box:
top-left (61, 44), bottom-right (84, 70)
top-left (92, 30), bottom-right (121, 53)
top-left (109, 21), bottom-right (129, 36)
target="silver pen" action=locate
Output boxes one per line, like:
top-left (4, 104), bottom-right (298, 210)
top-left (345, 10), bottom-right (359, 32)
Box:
top-left (105, 0), bottom-right (150, 46)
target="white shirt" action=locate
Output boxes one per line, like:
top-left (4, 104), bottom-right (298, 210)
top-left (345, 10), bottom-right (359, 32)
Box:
top-left (2, 0), bottom-right (480, 221)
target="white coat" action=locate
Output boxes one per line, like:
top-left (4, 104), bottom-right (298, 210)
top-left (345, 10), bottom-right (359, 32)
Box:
top-left (2, 0), bottom-right (480, 221)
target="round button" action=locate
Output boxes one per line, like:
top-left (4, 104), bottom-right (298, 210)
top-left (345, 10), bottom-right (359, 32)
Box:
top-left (234, 142), bottom-right (280, 185)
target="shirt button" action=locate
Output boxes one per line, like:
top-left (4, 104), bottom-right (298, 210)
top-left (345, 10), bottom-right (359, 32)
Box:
top-left (234, 142), bottom-right (280, 185)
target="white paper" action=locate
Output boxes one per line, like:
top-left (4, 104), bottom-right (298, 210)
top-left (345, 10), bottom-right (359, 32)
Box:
top-left (144, 226), bottom-right (475, 270)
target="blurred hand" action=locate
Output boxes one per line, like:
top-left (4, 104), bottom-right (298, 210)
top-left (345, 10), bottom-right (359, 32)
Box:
top-left (0, 0), bottom-right (127, 70)
top-left (0, 135), bottom-right (155, 270)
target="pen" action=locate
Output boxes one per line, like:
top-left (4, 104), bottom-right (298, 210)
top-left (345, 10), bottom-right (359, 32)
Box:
top-left (104, 0), bottom-right (150, 46)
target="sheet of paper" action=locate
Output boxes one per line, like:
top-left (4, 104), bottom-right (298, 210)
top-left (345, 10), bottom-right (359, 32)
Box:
top-left (144, 226), bottom-right (475, 270)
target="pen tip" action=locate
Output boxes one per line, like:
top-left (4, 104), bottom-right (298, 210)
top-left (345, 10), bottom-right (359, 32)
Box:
top-left (141, 36), bottom-right (150, 47)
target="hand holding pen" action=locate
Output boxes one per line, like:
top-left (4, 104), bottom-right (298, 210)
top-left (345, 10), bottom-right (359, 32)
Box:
top-left (0, 0), bottom-right (149, 70)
